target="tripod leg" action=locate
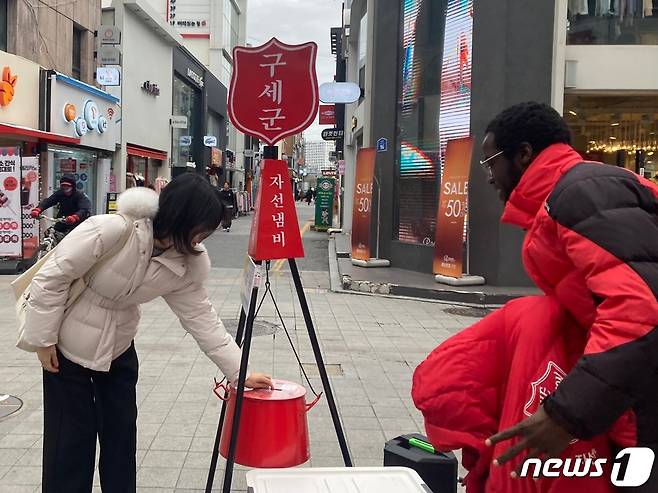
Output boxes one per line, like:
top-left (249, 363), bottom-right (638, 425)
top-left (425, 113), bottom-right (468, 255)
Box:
top-left (288, 258), bottom-right (353, 467)
top-left (221, 284), bottom-right (260, 493)
top-left (205, 309), bottom-right (247, 492)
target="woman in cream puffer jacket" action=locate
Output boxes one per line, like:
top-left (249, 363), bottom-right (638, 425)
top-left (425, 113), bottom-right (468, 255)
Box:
top-left (21, 174), bottom-right (271, 493)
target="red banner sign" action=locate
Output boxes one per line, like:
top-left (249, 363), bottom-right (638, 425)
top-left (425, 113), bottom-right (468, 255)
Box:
top-left (319, 105), bottom-right (336, 126)
top-left (433, 137), bottom-right (473, 277)
top-left (228, 38), bottom-right (319, 146)
top-left (351, 148), bottom-right (375, 261)
top-left (248, 159), bottom-right (304, 260)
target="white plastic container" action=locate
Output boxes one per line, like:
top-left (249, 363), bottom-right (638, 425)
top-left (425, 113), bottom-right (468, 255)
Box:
top-left (245, 466), bottom-right (431, 492)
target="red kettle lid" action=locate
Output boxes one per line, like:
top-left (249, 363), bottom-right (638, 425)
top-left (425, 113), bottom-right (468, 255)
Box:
top-left (239, 378), bottom-right (307, 401)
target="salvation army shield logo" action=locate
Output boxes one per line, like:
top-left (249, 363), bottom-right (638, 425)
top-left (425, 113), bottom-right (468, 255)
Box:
top-left (228, 38), bottom-right (319, 146)
top-left (523, 361), bottom-right (567, 417)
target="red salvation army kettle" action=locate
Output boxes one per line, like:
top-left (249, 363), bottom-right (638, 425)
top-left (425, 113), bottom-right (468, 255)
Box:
top-left (217, 378), bottom-right (321, 468)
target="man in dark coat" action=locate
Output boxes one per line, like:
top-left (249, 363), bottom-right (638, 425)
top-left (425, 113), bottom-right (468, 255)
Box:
top-left (482, 102), bottom-right (658, 490)
top-left (218, 181), bottom-right (235, 232)
top-left (31, 174), bottom-right (91, 233)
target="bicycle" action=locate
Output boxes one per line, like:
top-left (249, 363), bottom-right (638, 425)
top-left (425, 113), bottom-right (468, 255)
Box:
top-left (31, 216), bottom-right (68, 261)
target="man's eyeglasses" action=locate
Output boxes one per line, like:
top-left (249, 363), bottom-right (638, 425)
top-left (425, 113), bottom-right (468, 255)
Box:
top-left (479, 150), bottom-right (504, 171)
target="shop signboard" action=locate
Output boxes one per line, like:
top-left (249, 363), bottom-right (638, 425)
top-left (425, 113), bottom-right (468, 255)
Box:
top-left (319, 105), bottom-right (336, 125)
top-left (97, 46), bottom-right (121, 65)
top-left (433, 136), bottom-right (473, 278)
top-left (106, 192), bottom-right (118, 214)
top-left (351, 148), bottom-right (375, 261)
top-left (49, 73), bottom-right (119, 152)
top-left (171, 115), bottom-right (188, 128)
top-left (99, 25), bottom-right (121, 45)
top-left (0, 147), bottom-right (23, 257)
top-left (203, 135), bottom-right (217, 147)
top-left (319, 82), bottom-right (361, 104)
top-left (96, 67), bottom-right (121, 87)
top-left (0, 52), bottom-right (41, 129)
top-left (321, 128), bottom-right (344, 141)
top-left (20, 157), bottom-right (39, 259)
top-left (228, 38), bottom-right (319, 146)
top-left (180, 136), bottom-right (192, 146)
top-left (167, 0), bottom-right (210, 37)
top-left (314, 177), bottom-right (335, 232)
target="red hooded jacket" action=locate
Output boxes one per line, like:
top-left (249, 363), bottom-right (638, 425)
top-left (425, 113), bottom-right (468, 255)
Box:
top-left (414, 144), bottom-right (658, 491)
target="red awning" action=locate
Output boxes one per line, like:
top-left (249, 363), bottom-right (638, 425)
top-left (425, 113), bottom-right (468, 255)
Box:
top-left (0, 123), bottom-right (80, 145)
top-left (127, 144), bottom-right (167, 161)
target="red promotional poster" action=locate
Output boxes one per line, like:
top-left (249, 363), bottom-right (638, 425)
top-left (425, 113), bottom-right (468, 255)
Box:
top-left (248, 159), bottom-right (304, 260)
top-left (228, 38), bottom-right (319, 145)
top-left (433, 137), bottom-right (473, 277)
top-left (319, 105), bottom-right (336, 125)
top-left (351, 148), bottom-right (376, 261)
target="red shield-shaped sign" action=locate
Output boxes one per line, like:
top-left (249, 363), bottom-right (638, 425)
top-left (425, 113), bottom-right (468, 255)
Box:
top-left (228, 38), bottom-right (319, 146)
top-left (523, 361), bottom-right (567, 417)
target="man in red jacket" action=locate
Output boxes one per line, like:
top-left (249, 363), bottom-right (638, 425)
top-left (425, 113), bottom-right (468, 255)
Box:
top-left (482, 102), bottom-right (658, 489)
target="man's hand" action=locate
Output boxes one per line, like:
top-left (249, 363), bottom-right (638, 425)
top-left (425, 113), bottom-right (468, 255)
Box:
top-left (486, 405), bottom-right (574, 477)
top-left (37, 345), bottom-right (59, 373)
top-left (245, 372), bottom-right (273, 389)
top-left (30, 208), bottom-right (41, 219)
top-left (65, 214), bottom-right (80, 225)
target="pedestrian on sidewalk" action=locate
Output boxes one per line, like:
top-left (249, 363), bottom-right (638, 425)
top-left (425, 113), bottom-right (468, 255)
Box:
top-left (18, 174), bottom-right (272, 493)
top-left (218, 181), bottom-right (235, 232)
top-left (414, 102), bottom-right (658, 491)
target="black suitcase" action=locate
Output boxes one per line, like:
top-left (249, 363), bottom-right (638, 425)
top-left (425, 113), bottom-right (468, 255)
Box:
top-left (384, 433), bottom-right (458, 493)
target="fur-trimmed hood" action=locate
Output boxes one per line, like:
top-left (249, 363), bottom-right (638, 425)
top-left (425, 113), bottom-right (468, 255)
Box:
top-left (117, 187), bottom-right (159, 220)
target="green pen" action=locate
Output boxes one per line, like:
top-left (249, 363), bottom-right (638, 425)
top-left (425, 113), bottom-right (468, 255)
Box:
top-left (408, 437), bottom-right (436, 454)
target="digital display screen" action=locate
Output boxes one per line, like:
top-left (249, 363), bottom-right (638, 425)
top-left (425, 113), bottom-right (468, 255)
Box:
top-left (396, 0), bottom-right (473, 246)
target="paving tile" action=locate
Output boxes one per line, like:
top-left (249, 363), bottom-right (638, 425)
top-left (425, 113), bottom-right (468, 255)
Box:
top-left (149, 435), bottom-right (193, 452)
top-left (141, 450), bottom-right (188, 468)
top-left (0, 266), bottom-right (470, 492)
top-left (136, 467), bottom-right (181, 488)
top-left (2, 466), bottom-right (41, 485)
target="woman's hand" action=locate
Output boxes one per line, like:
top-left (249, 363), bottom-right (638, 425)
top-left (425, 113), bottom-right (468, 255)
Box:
top-left (37, 345), bottom-right (59, 373)
top-left (245, 372), bottom-right (273, 389)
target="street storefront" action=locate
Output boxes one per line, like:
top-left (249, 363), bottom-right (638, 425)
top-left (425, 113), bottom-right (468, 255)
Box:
top-left (44, 72), bottom-right (119, 215)
top-left (171, 70), bottom-right (202, 175)
top-left (0, 52), bottom-right (81, 270)
top-left (126, 145), bottom-right (167, 188)
top-left (171, 47), bottom-right (229, 181)
top-left (564, 94), bottom-right (658, 179)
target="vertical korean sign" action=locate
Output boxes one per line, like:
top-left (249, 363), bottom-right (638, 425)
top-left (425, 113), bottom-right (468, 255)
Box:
top-left (20, 157), bottom-right (39, 258)
top-left (351, 148), bottom-right (375, 261)
top-left (248, 160), bottom-right (304, 260)
top-left (314, 177), bottom-right (335, 232)
top-left (228, 38), bottom-right (319, 261)
top-left (0, 147), bottom-right (23, 257)
top-left (433, 137), bottom-right (473, 277)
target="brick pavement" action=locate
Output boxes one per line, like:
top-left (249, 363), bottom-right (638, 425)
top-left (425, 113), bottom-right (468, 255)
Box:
top-left (0, 267), bottom-right (473, 492)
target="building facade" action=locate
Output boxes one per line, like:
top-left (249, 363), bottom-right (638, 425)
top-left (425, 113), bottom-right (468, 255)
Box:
top-left (144, 0), bottom-right (248, 189)
top-left (7, 0), bottom-right (101, 85)
top-left (102, 0), bottom-right (179, 192)
top-left (340, 0), bottom-right (658, 287)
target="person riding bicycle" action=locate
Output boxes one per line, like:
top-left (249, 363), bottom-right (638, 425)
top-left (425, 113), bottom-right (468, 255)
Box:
top-left (30, 174), bottom-right (91, 233)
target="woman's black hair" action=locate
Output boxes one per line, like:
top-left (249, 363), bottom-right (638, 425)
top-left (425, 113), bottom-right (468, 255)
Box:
top-left (486, 102), bottom-right (572, 158)
top-left (153, 173), bottom-right (223, 255)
